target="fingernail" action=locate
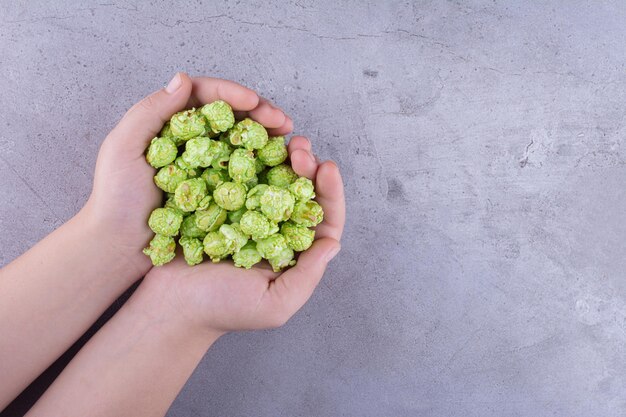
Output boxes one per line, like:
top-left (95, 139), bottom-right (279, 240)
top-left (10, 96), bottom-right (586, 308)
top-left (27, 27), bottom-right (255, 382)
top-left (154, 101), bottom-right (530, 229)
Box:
top-left (325, 244), bottom-right (341, 263)
top-left (306, 151), bottom-right (316, 164)
top-left (165, 73), bottom-right (182, 93)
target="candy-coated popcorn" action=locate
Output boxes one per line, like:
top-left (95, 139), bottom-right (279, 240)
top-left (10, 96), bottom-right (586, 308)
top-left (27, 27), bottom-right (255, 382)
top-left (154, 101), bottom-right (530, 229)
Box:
top-left (170, 108), bottom-right (206, 141)
top-left (224, 118), bottom-right (268, 150)
top-left (181, 136), bottom-right (215, 168)
top-left (228, 148), bottom-right (256, 183)
top-left (239, 210), bottom-right (272, 240)
top-left (146, 137), bottom-right (177, 168)
top-left (179, 236), bottom-right (204, 266)
top-left (260, 185), bottom-right (295, 223)
top-left (203, 231), bottom-right (231, 262)
top-left (213, 181), bottom-right (246, 211)
top-left (143, 234), bottom-right (176, 266)
top-left (154, 164), bottom-right (188, 193)
top-left (245, 184), bottom-right (268, 211)
top-left (227, 207), bottom-right (246, 224)
top-left (232, 241), bottom-right (262, 269)
top-left (200, 100), bottom-right (235, 134)
top-left (266, 164), bottom-right (298, 188)
top-left (291, 200), bottom-right (324, 227)
top-left (257, 136), bottom-right (288, 167)
top-left (148, 207), bottom-right (183, 236)
top-left (180, 213), bottom-right (207, 239)
top-left (280, 221), bottom-right (315, 251)
top-left (288, 177), bottom-right (315, 200)
top-left (219, 223), bottom-right (248, 253)
top-left (174, 178), bottom-right (208, 212)
top-left (195, 203), bottom-right (227, 232)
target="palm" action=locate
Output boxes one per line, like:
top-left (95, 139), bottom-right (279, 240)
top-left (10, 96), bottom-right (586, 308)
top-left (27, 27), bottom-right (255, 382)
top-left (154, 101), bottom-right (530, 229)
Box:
top-left (153, 256), bottom-right (279, 332)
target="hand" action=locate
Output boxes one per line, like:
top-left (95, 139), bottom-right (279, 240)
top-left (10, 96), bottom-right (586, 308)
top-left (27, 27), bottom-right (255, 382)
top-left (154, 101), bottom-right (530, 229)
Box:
top-left (81, 73), bottom-right (293, 278)
top-left (142, 136), bottom-right (345, 334)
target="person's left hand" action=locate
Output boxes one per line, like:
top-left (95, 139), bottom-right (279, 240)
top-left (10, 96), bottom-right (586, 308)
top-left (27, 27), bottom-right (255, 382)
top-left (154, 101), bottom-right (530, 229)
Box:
top-left (81, 73), bottom-right (293, 278)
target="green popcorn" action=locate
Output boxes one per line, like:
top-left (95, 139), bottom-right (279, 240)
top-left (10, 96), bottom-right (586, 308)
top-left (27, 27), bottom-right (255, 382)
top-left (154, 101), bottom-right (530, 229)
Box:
top-left (143, 234), bottom-right (176, 266)
top-left (289, 177), bottom-right (315, 200)
top-left (180, 214), bottom-right (207, 239)
top-left (146, 137), bottom-right (177, 168)
top-left (174, 156), bottom-right (202, 178)
top-left (244, 175), bottom-right (259, 191)
top-left (201, 167), bottom-right (230, 192)
top-left (245, 184), bottom-right (269, 210)
top-left (281, 221), bottom-right (315, 251)
top-left (195, 203), bottom-right (227, 232)
top-left (179, 236), bottom-right (204, 266)
top-left (154, 164), bottom-right (188, 193)
top-left (174, 178), bottom-right (208, 212)
top-left (257, 136), bottom-right (288, 166)
top-left (256, 233), bottom-right (289, 260)
top-left (268, 246), bottom-right (296, 272)
top-left (210, 140), bottom-right (233, 170)
top-left (163, 193), bottom-right (186, 217)
top-left (213, 182), bottom-right (247, 211)
top-left (160, 121), bottom-right (173, 139)
top-left (219, 223), bottom-right (248, 253)
top-left (224, 118), bottom-right (268, 150)
top-left (239, 210), bottom-right (272, 240)
top-left (170, 108), bottom-right (206, 141)
top-left (227, 207), bottom-right (246, 223)
top-left (254, 157), bottom-right (265, 174)
top-left (200, 100), bottom-right (235, 134)
top-left (291, 200), bottom-right (324, 227)
top-left (148, 207), bottom-right (183, 236)
top-left (203, 231), bottom-right (231, 262)
top-left (267, 164), bottom-right (298, 188)
top-left (228, 149), bottom-right (256, 183)
top-left (232, 241), bottom-right (262, 269)
top-left (260, 185), bottom-right (295, 223)
top-left (181, 136), bottom-right (214, 168)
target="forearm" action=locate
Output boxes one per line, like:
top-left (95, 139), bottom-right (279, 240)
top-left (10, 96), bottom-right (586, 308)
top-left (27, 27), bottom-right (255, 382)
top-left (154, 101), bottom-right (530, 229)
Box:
top-left (26, 278), bottom-right (220, 417)
top-left (0, 209), bottom-right (150, 408)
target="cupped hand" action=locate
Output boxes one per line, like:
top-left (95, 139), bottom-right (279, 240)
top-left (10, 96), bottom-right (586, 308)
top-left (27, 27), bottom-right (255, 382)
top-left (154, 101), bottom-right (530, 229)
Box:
top-left (143, 138), bottom-right (345, 334)
top-left (82, 73), bottom-right (292, 277)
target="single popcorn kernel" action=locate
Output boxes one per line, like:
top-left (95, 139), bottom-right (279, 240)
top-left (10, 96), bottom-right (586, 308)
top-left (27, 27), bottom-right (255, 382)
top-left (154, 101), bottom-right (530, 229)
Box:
top-left (180, 213), bottom-right (207, 239)
top-left (174, 178), bottom-right (208, 212)
top-left (213, 181), bottom-right (247, 211)
top-left (268, 246), bottom-right (296, 272)
top-left (266, 164), bottom-right (298, 188)
top-left (203, 231), bottom-right (231, 262)
top-left (291, 200), bottom-right (324, 227)
top-left (260, 185), bottom-right (295, 223)
top-left (232, 241), bottom-right (262, 269)
top-left (210, 140), bottom-right (233, 170)
top-left (200, 100), bottom-right (235, 134)
top-left (281, 221), bottom-right (315, 251)
top-left (224, 118), bottom-right (268, 150)
top-left (170, 108), bottom-right (206, 141)
top-left (179, 236), bottom-right (204, 266)
top-left (228, 149), bottom-right (256, 183)
top-left (143, 234), bottom-right (176, 266)
top-left (289, 177), bottom-right (315, 200)
top-left (201, 167), bottom-right (230, 192)
top-left (181, 136), bottom-right (215, 168)
top-left (240, 210), bottom-right (272, 240)
top-left (196, 195), bottom-right (212, 211)
top-left (195, 203), bottom-right (227, 232)
top-left (245, 184), bottom-right (269, 210)
top-left (146, 137), bottom-right (177, 168)
top-left (163, 193), bottom-right (185, 217)
top-left (148, 207), bottom-right (183, 236)
top-left (256, 234), bottom-right (289, 260)
top-left (219, 223), bottom-right (248, 253)
top-left (257, 137), bottom-right (288, 166)
top-left (154, 164), bottom-right (188, 193)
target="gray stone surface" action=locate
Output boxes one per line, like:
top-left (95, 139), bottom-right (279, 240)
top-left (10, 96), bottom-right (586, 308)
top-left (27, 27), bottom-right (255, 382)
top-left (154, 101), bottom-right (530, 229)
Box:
top-left (1, 0), bottom-right (626, 415)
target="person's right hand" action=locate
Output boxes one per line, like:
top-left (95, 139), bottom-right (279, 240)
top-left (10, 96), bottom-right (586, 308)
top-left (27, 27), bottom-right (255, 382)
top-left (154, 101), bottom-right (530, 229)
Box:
top-left (141, 136), bottom-right (345, 334)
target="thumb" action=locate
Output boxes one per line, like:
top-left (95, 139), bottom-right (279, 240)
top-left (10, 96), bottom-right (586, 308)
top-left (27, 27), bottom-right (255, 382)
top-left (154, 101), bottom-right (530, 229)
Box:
top-left (106, 72), bottom-right (193, 157)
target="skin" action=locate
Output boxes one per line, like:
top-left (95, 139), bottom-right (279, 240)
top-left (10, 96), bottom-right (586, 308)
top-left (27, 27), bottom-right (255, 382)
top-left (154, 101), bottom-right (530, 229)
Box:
top-left (0, 73), bottom-right (345, 416)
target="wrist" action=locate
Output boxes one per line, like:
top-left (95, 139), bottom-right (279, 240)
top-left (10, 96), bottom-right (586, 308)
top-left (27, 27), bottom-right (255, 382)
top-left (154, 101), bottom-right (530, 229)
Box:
top-left (131, 274), bottom-right (224, 347)
top-left (72, 205), bottom-right (152, 284)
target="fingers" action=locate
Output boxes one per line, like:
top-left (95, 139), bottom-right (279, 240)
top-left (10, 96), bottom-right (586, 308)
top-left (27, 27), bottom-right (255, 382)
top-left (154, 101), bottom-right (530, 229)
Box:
top-left (267, 115), bottom-right (293, 136)
top-left (288, 136), bottom-right (312, 153)
top-left (188, 77), bottom-right (259, 111)
top-left (312, 161), bottom-right (345, 241)
top-left (106, 72), bottom-right (193, 156)
top-left (290, 149), bottom-right (318, 179)
top-left (259, 237), bottom-right (341, 325)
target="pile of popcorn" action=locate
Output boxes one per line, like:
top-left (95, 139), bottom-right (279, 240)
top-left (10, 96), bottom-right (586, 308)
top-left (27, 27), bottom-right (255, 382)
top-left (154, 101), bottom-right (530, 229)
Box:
top-left (142, 101), bottom-right (323, 271)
